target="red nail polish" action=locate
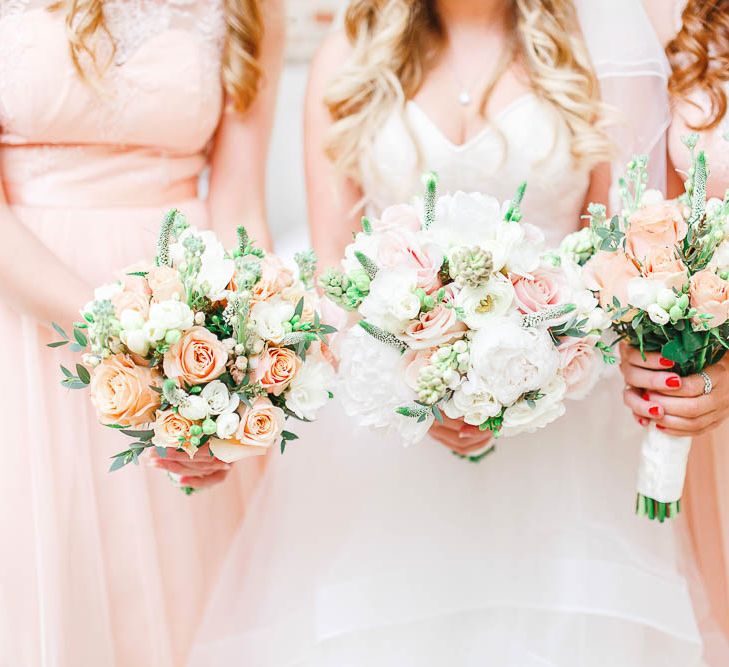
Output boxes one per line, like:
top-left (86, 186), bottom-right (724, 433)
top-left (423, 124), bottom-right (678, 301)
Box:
top-left (639, 418), bottom-right (648, 426)
top-left (666, 376), bottom-right (681, 388)
top-left (641, 392), bottom-right (650, 401)
top-left (656, 424), bottom-right (666, 431)
top-left (649, 406), bottom-right (661, 417)
top-left (659, 357), bottom-right (674, 368)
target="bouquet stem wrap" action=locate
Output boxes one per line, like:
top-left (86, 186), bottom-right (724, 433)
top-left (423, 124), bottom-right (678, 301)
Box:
top-left (635, 425), bottom-right (691, 521)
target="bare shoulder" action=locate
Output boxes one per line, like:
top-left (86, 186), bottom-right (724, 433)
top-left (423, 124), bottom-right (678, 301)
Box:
top-left (308, 30), bottom-right (353, 92)
top-left (641, 0), bottom-right (680, 46)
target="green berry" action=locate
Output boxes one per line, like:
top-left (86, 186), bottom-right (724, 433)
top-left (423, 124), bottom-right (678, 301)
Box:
top-left (190, 424), bottom-right (203, 437)
top-left (677, 294), bottom-right (690, 310)
top-left (669, 305), bottom-right (684, 321)
top-left (202, 419), bottom-right (217, 435)
top-left (190, 436), bottom-right (201, 448)
top-left (165, 329), bottom-right (181, 345)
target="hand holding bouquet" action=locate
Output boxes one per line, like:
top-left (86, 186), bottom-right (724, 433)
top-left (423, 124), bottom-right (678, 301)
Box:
top-left (321, 175), bottom-right (612, 459)
top-left (571, 136), bottom-right (729, 520)
top-left (50, 211), bottom-right (336, 491)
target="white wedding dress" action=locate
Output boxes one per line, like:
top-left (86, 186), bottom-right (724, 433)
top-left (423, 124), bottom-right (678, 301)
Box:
top-left (188, 92), bottom-right (715, 666)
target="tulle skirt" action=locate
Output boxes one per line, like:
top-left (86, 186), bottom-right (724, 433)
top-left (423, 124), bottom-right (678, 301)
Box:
top-left (189, 372), bottom-right (721, 666)
top-left (0, 201), bottom-right (261, 666)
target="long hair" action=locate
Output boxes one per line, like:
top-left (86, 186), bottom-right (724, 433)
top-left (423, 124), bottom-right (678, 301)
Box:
top-left (51, 0), bottom-right (264, 113)
top-left (667, 0), bottom-right (729, 131)
top-left (325, 0), bottom-right (612, 182)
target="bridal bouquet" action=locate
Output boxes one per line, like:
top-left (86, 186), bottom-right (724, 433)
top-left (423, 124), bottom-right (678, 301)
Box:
top-left (50, 211), bottom-right (335, 488)
top-left (320, 175), bottom-right (612, 459)
top-left (568, 137), bottom-right (729, 521)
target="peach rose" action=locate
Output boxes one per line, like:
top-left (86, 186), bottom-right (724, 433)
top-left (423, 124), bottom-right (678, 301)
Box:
top-left (374, 204), bottom-right (422, 232)
top-left (377, 229), bottom-right (443, 293)
top-left (151, 409), bottom-right (195, 457)
top-left (625, 201), bottom-right (688, 261)
top-left (558, 340), bottom-right (602, 400)
top-left (147, 265), bottom-right (185, 302)
top-left (112, 289), bottom-right (150, 319)
top-left (119, 262), bottom-right (153, 296)
top-left (583, 250), bottom-right (641, 318)
top-left (89, 354), bottom-right (160, 426)
top-left (641, 246), bottom-right (689, 291)
top-left (248, 255), bottom-right (294, 303)
top-left (280, 285), bottom-right (317, 322)
top-left (512, 266), bottom-right (570, 314)
top-left (209, 397), bottom-right (285, 462)
top-left (403, 303), bottom-right (465, 350)
top-left (689, 269), bottom-right (729, 328)
top-left (255, 346), bottom-right (302, 396)
top-left (163, 326), bottom-right (227, 386)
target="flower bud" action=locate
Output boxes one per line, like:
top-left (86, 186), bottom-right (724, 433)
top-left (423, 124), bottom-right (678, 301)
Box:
top-left (656, 288), bottom-right (677, 311)
top-left (194, 312), bottom-right (205, 325)
top-left (124, 329), bottom-right (150, 356)
top-left (165, 329), bottom-right (181, 345)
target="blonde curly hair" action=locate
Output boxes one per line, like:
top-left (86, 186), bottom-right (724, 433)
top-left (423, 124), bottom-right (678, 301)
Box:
top-left (325, 0), bottom-right (612, 182)
top-left (50, 0), bottom-right (264, 113)
top-left (667, 0), bottom-right (729, 131)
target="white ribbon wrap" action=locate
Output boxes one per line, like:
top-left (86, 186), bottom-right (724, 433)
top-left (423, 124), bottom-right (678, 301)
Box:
top-left (636, 426), bottom-right (692, 503)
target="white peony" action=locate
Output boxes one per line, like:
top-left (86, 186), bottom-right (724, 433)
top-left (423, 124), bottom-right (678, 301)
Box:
top-left (251, 299), bottom-right (296, 343)
top-left (500, 376), bottom-right (567, 437)
top-left (179, 395), bottom-right (210, 421)
top-left (215, 412), bottom-right (241, 439)
top-left (359, 266), bottom-right (421, 334)
top-left (428, 191), bottom-right (503, 249)
top-left (468, 315), bottom-right (560, 406)
top-left (201, 380), bottom-right (239, 415)
top-left (455, 273), bottom-right (514, 330)
top-left (627, 276), bottom-right (663, 309)
top-left (443, 377), bottom-right (501, 426)
top-left (147, 300), bottom-right (194, 333)
top-left (285, 350), bottom-right (335, 420)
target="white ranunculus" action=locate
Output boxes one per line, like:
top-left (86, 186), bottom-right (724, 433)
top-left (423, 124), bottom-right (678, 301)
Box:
top-left (143, 321), bottom-right (167, 342)
top-left (647, 303), bottom-right (671, 325)
top-left (359, 266), bottom-right (421, 334)
top-left (201, 380), bottom-right (239, 415)
top-left (443, 377), bottom-right (501, 426)
top-left (455, 273), bottom-right (515, 330)
top-left (179, 395), bottom-right (210, 421)
top-left (123, 329), bottom-right (150, 356)
top-left (147, 300), bottom-right (194, 333)
top-left (94, 281), bottom-right (123, 302)
top-left (427, 191), bottom-right (503, 249)
top-left (120, 308), bottom-right (145, 331)
top-left (627, 277), bottom-right (663, 309)
top-left (285, 351), bottom-right (335, 420)
top-left (468, 315), bottom-right (560, 406)
top-left (499, 376), bottom-right (567, 437)
top-left (215, 412), bottom-right (241, 439)
top-left (251, 299), bottom-right (296, 343)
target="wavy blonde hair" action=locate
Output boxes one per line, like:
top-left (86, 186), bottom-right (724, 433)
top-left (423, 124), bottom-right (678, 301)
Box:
top-left (667, 0), bottom-right (729, 131)
top-left (325, 0), bottom-right (612, 182)
top-left (50, 0), bottom-right (264, 113)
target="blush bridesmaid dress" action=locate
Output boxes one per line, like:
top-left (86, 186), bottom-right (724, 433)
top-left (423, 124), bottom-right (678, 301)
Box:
top-left (0, 2), bottom-right (257, 665)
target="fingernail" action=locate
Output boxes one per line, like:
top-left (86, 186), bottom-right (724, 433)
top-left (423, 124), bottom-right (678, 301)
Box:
top-left (637, 417), bottom-right (648, 427)
top-left (649, 406), bottom-right (661, 417)
top-left (666, 376), bottom-right (681, 388)
top-left (642, 392), bottom-right (650, 401)
top-left (656, 424), bottom-right (666, 431)
top-left (659, 357), bottom-right (674, 368)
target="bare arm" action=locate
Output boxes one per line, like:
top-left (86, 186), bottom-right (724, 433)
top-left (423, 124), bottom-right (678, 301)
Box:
top-left (580, 161), bottom-right (611, 223)
top-left (0, 179), bottom-right (90, 326)
top-left (207, 0), bottom-right (286, 251)
top-left (304, 31), bottom-right (363, 270)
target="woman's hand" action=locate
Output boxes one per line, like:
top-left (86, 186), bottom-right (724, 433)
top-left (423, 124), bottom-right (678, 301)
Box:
top-left (429, 415), bottom-right (494, 456)
top-left (148, 444), bottom-right (232, 490)
top-left (620, 342), bottom-right (729, 437)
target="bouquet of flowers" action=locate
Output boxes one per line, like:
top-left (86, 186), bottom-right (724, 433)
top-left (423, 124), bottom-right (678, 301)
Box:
top-left (320, 175), bottom-right (612, 459)
top-left (50, 210), bottom-right (336, 490)
top-left (566, 136), bottom-right (729, 521)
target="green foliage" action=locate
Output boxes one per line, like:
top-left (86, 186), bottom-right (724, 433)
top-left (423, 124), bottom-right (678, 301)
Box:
top-left (422, 172), bottom-right (438, 229)
top-left (504, 181), bottom-right (527, 222)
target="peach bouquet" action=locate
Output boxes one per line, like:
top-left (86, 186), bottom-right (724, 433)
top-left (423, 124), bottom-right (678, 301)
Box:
top-left (49, 211), bottom-right (336, 492)
top-left (563, 137), bottom-right (729, 521)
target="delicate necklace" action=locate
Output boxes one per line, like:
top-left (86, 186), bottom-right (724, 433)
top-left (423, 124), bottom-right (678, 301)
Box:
top-left (447, 59), bottom-right (482, 107)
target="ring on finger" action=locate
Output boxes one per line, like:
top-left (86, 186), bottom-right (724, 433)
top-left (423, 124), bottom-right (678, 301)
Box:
top-left (699, 370), bottom-right (713, 395)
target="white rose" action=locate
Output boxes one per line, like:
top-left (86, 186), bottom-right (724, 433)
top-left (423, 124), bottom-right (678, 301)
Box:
top-left (251, 299), bottom-right (296, 343)
top-left (94, 281), bottom-right (123, 302)
top-left (585, 306), bottom-right (611, 333)
top-left (359, 266), bottom-right (421, 334)
top-left (120, 308), bottom-right (145, 331)
top-left (201, 380), bottom-right (239, 415)
top-left (502, 222), bottom-right (544, 276)
top-left (468, 315), bottom-right (560, 406)
top-left (627, 277), bottom-right (663, 309)
top-left (123, 329), bottom-right (150, 356)
top-left (427, 191), bottom-right (503, 249)
top-left (215, 412), bottom-right (241, 439)
top-left (455, 273), bottom-right (515, 330)
top-left (179, 395), bottom-right (210, 421)
top-left (147, 300), bottom-right (194, 333)
top-left (443, 377), bottom-right (501, 426)
top-left (285, 351), bottom-right (335, 420)
top-left (500, 376), bottom-right (567, 437)
top-left (647, 303), bottom-right (670, 325)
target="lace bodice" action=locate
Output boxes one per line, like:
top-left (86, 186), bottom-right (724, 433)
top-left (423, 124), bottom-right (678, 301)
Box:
top-left (360, 95), bottom-right (591, 247)
top-left (0, 0), bottom-right (225, 150)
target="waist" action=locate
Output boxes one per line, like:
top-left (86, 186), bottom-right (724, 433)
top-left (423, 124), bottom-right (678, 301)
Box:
top-left (0, 144), bottom-right (205, 208)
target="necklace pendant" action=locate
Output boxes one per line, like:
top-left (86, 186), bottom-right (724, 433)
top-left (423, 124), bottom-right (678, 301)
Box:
top-left (458, 91), bottom-right (472, 106)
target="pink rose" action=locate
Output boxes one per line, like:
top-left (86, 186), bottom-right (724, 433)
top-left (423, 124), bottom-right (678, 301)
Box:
top-left (247, 255), bottom-right (294, 303)
top-left (403, 349), bottom-right (433, 392)
top-left (89, 354), bottom-right (160, 426)
top-left (403, 303), bottom-right (465, 350)
top-left (512, 266), bottom-right (570, 314)
top-left (151, 409), bottom-right (195, 457)
top-left (583, 250), bottom-right (641, 318)
top-left (377, 229), bottom-right (443, 293)
top-left (558, 340), bottom-right (601, 400)
top-left (163, 326), bottom-right (227, 386)
top-left (689, 269), bottom-right (729, 328)
top-left (209, 397), bottom-right (285, 463)
top-left (254, 345), bottom-right (302, 396)
top-left (625, 201), bottom-right (688, 261)
top-left (111, 289), bottom-right (150, 319)
top-left (147, 266), bottom-right (185, 302)
top-left (373, 204), bottom-right (422, 232)
top-left (119, 262), bottom-right (153, 296)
